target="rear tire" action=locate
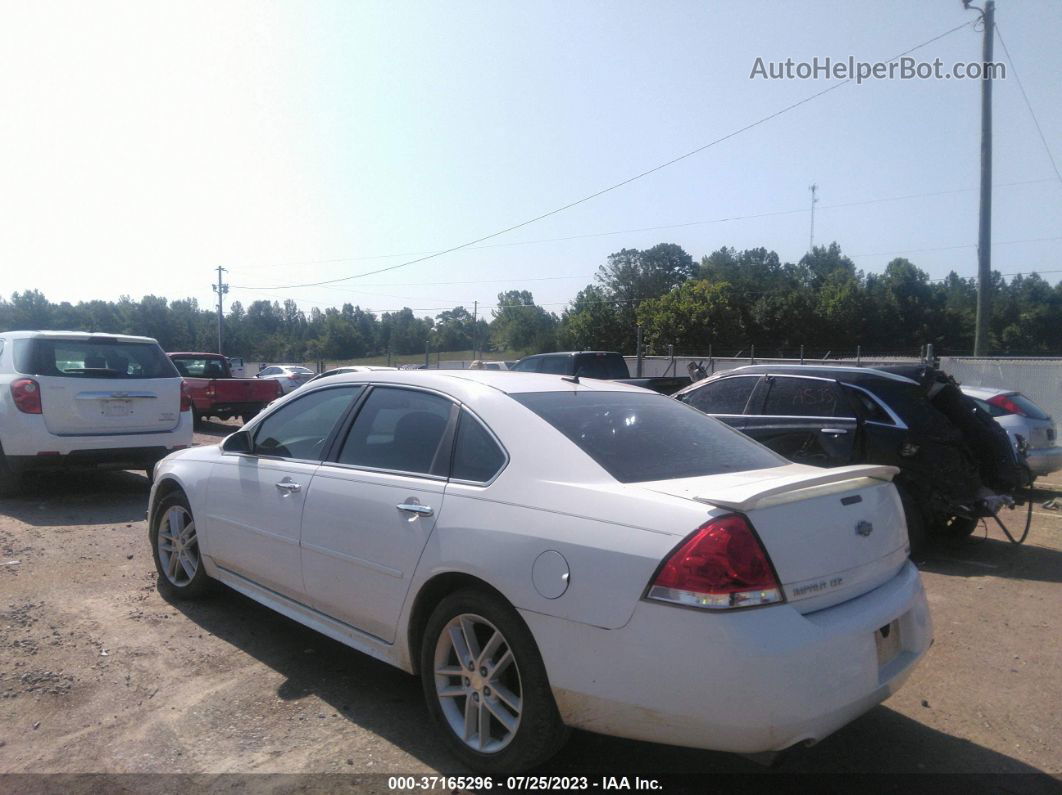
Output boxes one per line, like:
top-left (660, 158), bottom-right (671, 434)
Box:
top-left (150, 491), bottom-right (212, 600)
top-left (420, 589), bottom-right (569, 773)
top-left (938, 514), bottom-right (979, 539)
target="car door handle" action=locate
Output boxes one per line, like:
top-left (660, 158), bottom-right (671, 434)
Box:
top-left (396, 503), bottom-right (433, 517)
top-left (820, 428), bottom-right (849, 435)
top-left (275, 480), bottom-right (302, 493)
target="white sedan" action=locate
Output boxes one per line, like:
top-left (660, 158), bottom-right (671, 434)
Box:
top-left (147, 371), bottom-right (932, 772)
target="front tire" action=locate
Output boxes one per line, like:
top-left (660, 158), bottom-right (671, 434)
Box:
top-left (420, 589), bottom-right (569, 773)
top-left (150, 491), bottom-right (211, 600)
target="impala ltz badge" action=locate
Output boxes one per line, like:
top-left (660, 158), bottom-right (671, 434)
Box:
top-left (856, 520), bottom-right (874, 537)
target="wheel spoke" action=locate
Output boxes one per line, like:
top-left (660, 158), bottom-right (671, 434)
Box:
top-left (167, 548), bottom-right (181, 578)
top-left (491, 682), bottom-right (521, 714)
top-left (484, 697), bottom-right (517, 734)
top-left (165, 507), bottom-right (184, 534)
top-left (435, 664), bottom-right (464, 677)
top-left (463, 692), bottom-right (477, 741)
top-left (179, 520), bottom-right (196, 543)
top-left (459, 616), bottom-right (481, 662)
top-left (178, 552), bottom-right (197, 580)
top-left (491, 649), bottom-right (514, 680)
top-left (437, 685), bottom-right (465, 699)
top-left (477, 629), bottom-right (503, 668)
top-left (478, 700), bottom-right (491, 750)
top-left (448, 626), bottom-right (472, 669)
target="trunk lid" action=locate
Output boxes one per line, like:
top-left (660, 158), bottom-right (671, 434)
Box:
top-left (643, 463), bottom-right (910, 613)
top-left (38, 376), bottom-right (183, 435)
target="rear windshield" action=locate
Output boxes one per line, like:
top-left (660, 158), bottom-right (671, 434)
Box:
top-left (1009, 393), bottom-right (1050, 421)
top-left (170, 356), bottom-right (229, 378)
top-left (512, 391), bottom-right (784, 483)
top-left (14, 338), bottom-right (178, 379)
top-left (574, 354), bottom-right (629, 380)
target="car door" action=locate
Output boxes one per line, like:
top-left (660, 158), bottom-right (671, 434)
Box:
top-left (299, 385), bottom-right (455, 642)
top-left (202, 385), bottom-right (363, 599)
top-left (677, 374), bottom-right (761, 430)
top-left (742, 375), bottom-right (858, 467)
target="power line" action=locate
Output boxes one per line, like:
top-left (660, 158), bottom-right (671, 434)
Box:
top-left (229, 19), bottom-right (974, 292)
top-left (231, 176), bottom-right (1052, 288)
top-left (995, 24), bottom-right (1062, 188)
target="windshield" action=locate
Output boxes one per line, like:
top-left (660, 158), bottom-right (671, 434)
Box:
top-left (15, 338), bottom-right (179, 379)
top-left (513, 391), bottom-right (784, 483)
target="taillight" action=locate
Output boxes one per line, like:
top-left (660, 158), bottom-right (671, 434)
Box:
top-left (988, 394), bottom-right (1027, 417)
top-left (180, 382), bottom-right (192, 412)
top-left (11, 378), bottom-right (43, 414)
top-left (647, 514), bottom-right (783, 610)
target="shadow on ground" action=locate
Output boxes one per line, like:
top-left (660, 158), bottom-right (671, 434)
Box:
top-left (166, 583), bottom-right (1055, 788)
top-left (0, 469), bottom-right (149, 526)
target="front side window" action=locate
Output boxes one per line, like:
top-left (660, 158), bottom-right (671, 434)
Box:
top-left (510, 358), bottom-right (539, 373)
top-left (252, 386), bottom-right (362, 460)
top-left (762, 377), bottom-right (853, 419)
top-left (337, 387), bottom-right (453, 476)
top-left (513, 391), bottom-right (784, 483)
top-left (451, 410), bottom-right (506, 483)
top-left (16, 338), bottom-right (178, 379)
top-left (170, 356), bottom-right (227, 378)
top-left (683, 376), bottom-right (758, 415)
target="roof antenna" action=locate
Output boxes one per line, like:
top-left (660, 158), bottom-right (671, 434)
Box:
top-left (561, 366), bottom-right (583, 385)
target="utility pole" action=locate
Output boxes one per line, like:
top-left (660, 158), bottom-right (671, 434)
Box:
top-left (211, 266), bottom-right (229, 355)
top-left (471, 300), bottom-right (478, 360)
top-left (808, 184), bottom-right (819, 251)
top-left (964, 0), bottom-right (995, 356)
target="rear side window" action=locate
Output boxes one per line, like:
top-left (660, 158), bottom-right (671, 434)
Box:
top-left (15, 338), bottom-right (178, 379)
top-left (843, 386), bottom-right (893, 424)
top-left (338, 387), bottom-right (453, 476)
top-left (575, 355), bottom-right (629, 380)
top-left (253, 386), bottom-right (362, 460)
top-left (451, 410), bottom-right (506, 482)
top-left (762, 377), bottom-right (853, 418)
top-left (537, 357), bottom-right (570, 375)
top-left (1008, 394), bottom-right (1050, 421)
top-left (513, 391), bottom-right (784, 483)
top-left (683, 376), bottom-right (757, 415)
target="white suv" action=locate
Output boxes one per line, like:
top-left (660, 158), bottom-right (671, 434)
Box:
top-left (0, 331), bottom-right (194, 496)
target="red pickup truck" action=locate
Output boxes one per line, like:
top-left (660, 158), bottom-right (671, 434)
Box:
top-left (168, 353), bottom-right (281, 428)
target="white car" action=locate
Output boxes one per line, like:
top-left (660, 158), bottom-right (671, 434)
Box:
top-left (255, 364), bottom-right (315, 394)
top-left (0, 330), bottom-right (193, 496)
top-left (961, 385), bottom-right (1061, 478)
top-left (147, 371), bottom-right (932, 772)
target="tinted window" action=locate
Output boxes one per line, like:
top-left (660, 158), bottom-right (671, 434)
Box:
top-left (537, 357), bottom-right (570, 375)
top-left (16, 338), bottom-right (178, 379)
top-left (451, 410), bottom-right (506, 482)
top-left (510, 358), bottom-right (539, 372)
top-left (513, 391), bottom-right (783, 483)
top-left (843, 386), bottom-right (892, 423)
top-left (683, 376), bottom-right (757, 414)
top-left (260, 367), bottom-right (278, 376)
top-left (338, 387), bottom-right (452, 475)
top-left (763, 377), bottom-right (853, 418)
top-left (575, 355), bottom-right (629, 380)
top-left (253, 386), bottom-right (361, 459)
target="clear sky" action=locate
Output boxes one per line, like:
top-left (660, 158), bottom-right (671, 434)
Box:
top-left (2, 0), bottom-right (1060, 319)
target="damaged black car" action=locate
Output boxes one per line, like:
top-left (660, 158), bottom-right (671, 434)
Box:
top-left (674, 363), bottom-right (1023, 554)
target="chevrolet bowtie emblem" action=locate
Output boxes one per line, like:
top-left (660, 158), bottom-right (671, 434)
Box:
top-left (856, 520), bottom-right (874, 537)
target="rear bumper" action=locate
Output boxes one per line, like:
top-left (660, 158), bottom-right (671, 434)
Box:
top-left (1, 411), bottom-right (193, 463)
top-left (8, 446), bottom-right (182, 473)
top-left (523, 560), bottom-right (931, 754)
top-left (1025, 446), bottom-right (1062, 476)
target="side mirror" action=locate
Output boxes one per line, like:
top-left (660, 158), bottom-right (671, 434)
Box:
top-left (222, 430), bottom-right (253, 454)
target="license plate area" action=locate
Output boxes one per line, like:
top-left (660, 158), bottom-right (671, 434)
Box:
top-left (875, 619), bottom-right (902, 667)
top-left (102, 399), bottom-right (133, 417)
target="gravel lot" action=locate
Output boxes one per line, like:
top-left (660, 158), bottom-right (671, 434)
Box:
top-left (1, 419), bottom-right (1060, 790)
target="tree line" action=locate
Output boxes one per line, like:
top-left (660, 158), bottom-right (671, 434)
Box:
top-left (2, 241), bottom-right (1060, 360)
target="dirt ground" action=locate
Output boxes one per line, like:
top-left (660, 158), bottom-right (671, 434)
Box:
top-left (1, 419), bottom-right (1060, 790)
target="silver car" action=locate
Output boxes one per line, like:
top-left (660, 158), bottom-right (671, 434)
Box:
top-left (961, 385), bottom-right (1061, 478)
top-left (255, 364), bottom-right (315, 394)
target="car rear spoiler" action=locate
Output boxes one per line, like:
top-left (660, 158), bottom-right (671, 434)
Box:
top-left (692, 464), bottom-right (900, 512)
